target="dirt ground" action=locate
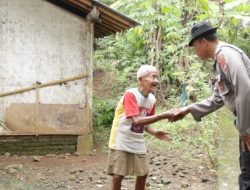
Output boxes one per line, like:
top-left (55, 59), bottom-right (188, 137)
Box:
top-left (0, 139), bottom-right (216, 190)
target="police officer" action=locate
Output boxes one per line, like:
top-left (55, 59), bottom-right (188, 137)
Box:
top-left (171, 21), bottom-right (250, 190)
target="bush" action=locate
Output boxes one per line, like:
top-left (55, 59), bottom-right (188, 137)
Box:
top-left (93, 96), bottom-right (117, 129)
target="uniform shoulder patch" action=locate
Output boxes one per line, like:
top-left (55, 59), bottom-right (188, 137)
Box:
top-left (218, 54), bottom-right (229, 72)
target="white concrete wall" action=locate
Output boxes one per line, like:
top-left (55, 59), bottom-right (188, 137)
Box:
top-left (0, 0), bottom-right (92, 121)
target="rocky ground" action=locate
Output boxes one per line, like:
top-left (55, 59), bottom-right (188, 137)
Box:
top-left (0, 140), bottom-right (216, 190)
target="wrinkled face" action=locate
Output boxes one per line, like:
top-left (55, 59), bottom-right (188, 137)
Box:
top-left (140, 71), bottom-right (159, 94)
top-left (192, 38), bottom-right (210, 60)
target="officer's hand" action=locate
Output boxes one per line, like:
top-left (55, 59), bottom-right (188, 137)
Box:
top-left (167, 107), bottom-right (190, 122)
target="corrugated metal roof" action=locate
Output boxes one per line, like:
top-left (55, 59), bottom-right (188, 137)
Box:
top-left (47, 0), bottom-right (140, 37)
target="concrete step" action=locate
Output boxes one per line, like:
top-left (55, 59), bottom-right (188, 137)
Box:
top-left (217, 108), bottom-right (239, 189)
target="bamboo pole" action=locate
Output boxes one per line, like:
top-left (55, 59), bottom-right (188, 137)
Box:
top-left (0, 74), bottom-right (88, 97)
top-left (35, 82), bottom-right (40, 136)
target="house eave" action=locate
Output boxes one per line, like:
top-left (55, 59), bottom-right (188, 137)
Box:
top-left (47, 0), bottom-right (140, 38)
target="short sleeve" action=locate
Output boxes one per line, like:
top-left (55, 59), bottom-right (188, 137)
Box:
top-left (123, 92), bottom-right (140, 118)
top-left (149, 105), bottom-right (155, 116)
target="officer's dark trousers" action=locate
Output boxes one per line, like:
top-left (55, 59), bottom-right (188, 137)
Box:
top-left (239, 138), bottom-right (250, 190)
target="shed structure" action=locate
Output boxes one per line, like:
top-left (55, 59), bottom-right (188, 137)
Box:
top-left (0, 0), bottom-right (139, 154)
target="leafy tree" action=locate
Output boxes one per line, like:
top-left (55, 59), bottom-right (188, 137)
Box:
top-left (94, 0), bottom-right (250, 166)
top-left (95, 0), bottom-right (249, 103)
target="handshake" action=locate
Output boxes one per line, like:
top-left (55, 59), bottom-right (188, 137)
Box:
top-left (161, 106), bottom-right (190, 122)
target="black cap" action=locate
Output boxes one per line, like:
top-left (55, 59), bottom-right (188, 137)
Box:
top-left (188, 21), bottom-right (217, 46)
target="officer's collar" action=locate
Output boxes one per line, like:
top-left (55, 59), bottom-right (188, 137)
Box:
top-left (215, 41), bottom-right (227, 55)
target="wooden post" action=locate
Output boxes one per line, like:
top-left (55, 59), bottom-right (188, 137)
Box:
top-left (86, 19), bottom-right (94, 133)
top-left (35, 82), bottom-right (41, 136)
top-left (75, 13), bottom-right (94, 155)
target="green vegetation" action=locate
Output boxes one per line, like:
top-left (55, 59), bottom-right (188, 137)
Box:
top-left (144, 108), bottom-right (219, 168)
top-left (93, 0), bottom-right (250, 166)
top-left (93, 96), bottom-right (117, 129)
top-left (92, 97), bottom-right (117, 146)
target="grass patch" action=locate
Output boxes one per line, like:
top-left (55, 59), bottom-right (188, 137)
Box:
top-left (145, 107), bottom-right (220, 167)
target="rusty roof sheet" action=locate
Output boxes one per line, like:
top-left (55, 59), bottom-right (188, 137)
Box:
top-left (48, 0), bottom-right (140, 37)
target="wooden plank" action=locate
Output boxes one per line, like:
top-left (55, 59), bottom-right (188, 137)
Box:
top-left (5, 104), bottom-right (89, 135)
top-left (96, 5), bottom-right (132, 27)
top-left (94, 29), bottom-right (105, 38)
top-left (68, 0), bottom-right (91, 11)
top-left (0, 140), bottom-right (77, 147)
top-left (95, 24), bottom-right (116, 35)
top-left (77, 0), bottom-right (92, 7)
top-left (98, 19), bottom-right (125, 32)
top-left (99, 14), bottom-right (130, 30)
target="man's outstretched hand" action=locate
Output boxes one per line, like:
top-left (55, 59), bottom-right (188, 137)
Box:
top-left (154, 131), bottom-right (172, 141)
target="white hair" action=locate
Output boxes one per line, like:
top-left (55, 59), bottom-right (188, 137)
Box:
top-left (137, 65), bottom-right (158, 80)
